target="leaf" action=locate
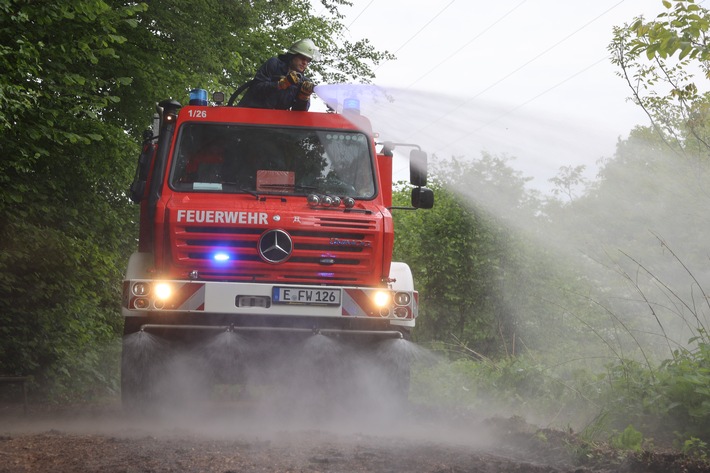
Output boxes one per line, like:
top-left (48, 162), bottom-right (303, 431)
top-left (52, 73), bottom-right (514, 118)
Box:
top-left (108, 34), bottom-right (126, 44)
top-left (646, 43), bottom-right (659, 60)
top-left (679, 43), bottom-right (694, 60)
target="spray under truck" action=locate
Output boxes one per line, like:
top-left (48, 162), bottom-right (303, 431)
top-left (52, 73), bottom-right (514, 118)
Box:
top-left (122, 88), bottom-right (434, 405)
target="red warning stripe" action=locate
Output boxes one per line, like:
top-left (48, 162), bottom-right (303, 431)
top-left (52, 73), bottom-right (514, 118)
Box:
top-left (166, 282), bottom-right (205, 310)
top-left (342, 288), bottom-right (375, 317)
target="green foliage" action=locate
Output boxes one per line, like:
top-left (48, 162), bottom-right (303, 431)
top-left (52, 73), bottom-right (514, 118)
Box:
top-left (632, 0), bottom-right (709, 62)
top-left (555, 137), bottom-right (710, 441)
top-left (0, 0), bottom-right (140, 398)
top-left (400, 115), bottom-right (710, 445)
top-left (101, 0), bottom-right (394, 138)
top-left (392, 154), bottom-right (614, 362)
top-left (410, 352), bottom-right (598, 427)
top-left (551, 115), bottom-right (710, 441)
top-left (548, 164), bottom-right (588, 203)
top-left (586, 338), bottom-right (710, 444)
top-left (393, 165), bottom-right (508, 351)
top-left (680, 436), bottom-right (709, 460)
top-left (657, 341), bottom-right (710, 438)
top-left (392, 154), bottom-right (545, 353)
top-left (411, 356), bottom-right (540, 409)
top-left (610, 425), bottom-right (644, 452)
top-left (398, 187), bottom-right (489, 344)
top-left (609, 0), bottom-right (710, 155)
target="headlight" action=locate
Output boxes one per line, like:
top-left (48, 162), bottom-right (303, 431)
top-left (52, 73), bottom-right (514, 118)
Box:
top-left (134, 298), bottom-right (149, 309)
top-left (132, 282), bottom-right (150, 296)
top-left (154, 282), bottom-right (172, 301)
top-left (394, 292), bottom-right (411, 306)
top-left (394, 307), bottom-right (409, 318)
top-left (373, 291), bottom-right (391, 308)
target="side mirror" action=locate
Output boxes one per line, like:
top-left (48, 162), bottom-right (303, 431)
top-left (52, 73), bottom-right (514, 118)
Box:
top-left (411, 186), bottom-right (434, 209)
top-left (410, 149), bottom-right (428, 187)
top-left (129, 135), bottom-right (156, 203)
top-left (129, 180), bottom-right (146, 204)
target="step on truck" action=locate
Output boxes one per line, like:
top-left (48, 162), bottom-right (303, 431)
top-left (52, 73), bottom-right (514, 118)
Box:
top-left (122, 88), bottom-right (434, 405)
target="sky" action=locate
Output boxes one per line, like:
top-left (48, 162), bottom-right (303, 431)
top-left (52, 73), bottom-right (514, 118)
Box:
top-left (311, 0), bottom-right (692, 191)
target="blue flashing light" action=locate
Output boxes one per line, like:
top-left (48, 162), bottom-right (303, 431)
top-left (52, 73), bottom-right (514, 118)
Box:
top-left (189, 88), bottom-right (208, 106)
top-left (213, 251), bottom-right (230, 262)
top-left (343, 97), bottom-right (360, 114)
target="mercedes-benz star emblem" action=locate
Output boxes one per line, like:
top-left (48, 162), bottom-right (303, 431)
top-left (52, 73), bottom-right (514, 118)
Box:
top-left (258, 229), bottom-right (293, 263)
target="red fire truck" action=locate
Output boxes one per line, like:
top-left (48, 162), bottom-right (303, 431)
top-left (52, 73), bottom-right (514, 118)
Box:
top-left (122, 89), bottom-right (433, 404)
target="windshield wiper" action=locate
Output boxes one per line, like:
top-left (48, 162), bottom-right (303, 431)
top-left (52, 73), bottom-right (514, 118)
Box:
top-left (221, 182), bottom-right (260, 199)
top-left (257, 184), bottom-right (318, 192)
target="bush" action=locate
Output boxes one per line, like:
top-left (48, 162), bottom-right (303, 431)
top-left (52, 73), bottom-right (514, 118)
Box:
top-left (410, 354), bottom-right (596, 426)
top-left (589, 339), bottom-right (710, 446)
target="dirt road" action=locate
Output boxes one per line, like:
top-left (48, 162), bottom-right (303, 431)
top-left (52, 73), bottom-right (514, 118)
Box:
top-left (2, 400), bottom-right (702, 473)
top-left (0, 429), bottom-right (566, 473)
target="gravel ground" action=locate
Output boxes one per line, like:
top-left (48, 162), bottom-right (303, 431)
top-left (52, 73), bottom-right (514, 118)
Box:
top-left (3, 400), bottom-right (707, 473)
top-left (2, 336), bottom-right (709, 473)
top-left (0, 400), bottom-right (571, 473)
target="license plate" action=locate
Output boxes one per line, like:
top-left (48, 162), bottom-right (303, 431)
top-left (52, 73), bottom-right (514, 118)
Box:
top-left (272, 286), bottom-right (341, 306)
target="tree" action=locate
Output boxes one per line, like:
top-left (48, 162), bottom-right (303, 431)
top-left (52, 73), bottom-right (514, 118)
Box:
top-left (566, 126), bottom-right (710, 350)
top-left (102, 0), bottom-right (395, 139)
top-left (548, 165), bottom-right (588, 203)
top-left (0, 0), bottom-right (143, 397)
top-left (393, 155), bottom-right (549, 355)
top-left (609, 0), bottom-right (710, 156)
top-left (606, 0), bottom-right (710, 356)
top-left (392, 152), bottom-right (656, 364)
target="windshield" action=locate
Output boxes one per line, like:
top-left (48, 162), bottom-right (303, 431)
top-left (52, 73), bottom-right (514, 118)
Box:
top-left (169, 123), bottom-right (375, 198)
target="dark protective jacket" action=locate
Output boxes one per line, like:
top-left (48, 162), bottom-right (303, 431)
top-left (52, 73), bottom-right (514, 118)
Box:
top-left (237, 54), bottom-right (311, 111)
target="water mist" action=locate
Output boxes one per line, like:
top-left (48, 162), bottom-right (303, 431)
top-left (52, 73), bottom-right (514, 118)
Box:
top-left (317, 83), bottom-right (710, 431)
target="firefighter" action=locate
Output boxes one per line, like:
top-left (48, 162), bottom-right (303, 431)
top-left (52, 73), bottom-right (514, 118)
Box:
top-left (237, 38), bottom-right (319, 111)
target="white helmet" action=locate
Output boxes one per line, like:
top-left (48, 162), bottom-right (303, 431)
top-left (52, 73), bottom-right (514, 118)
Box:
top-left (287, 38), bottom-right (321, 61)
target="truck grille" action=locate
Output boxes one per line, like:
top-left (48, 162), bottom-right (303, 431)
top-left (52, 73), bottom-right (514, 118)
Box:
top-left (171, 214), bottom-right (382, 285)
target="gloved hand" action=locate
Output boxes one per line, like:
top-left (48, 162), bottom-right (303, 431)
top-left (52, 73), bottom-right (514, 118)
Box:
top-left (277, 71), bottom-right (301, 90)
top-left (297, 81), bottom-right (314, 101)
